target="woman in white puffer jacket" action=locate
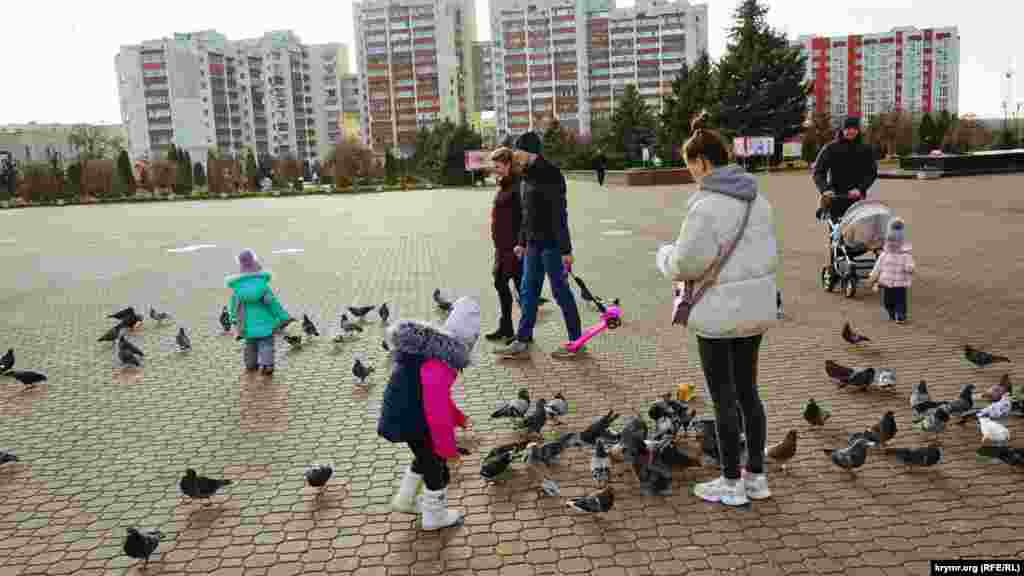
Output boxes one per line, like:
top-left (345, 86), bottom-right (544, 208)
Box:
top-left (656, 112), bottom-right (779, 507)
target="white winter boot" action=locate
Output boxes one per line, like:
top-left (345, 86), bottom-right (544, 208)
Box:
top-left (420, 487), bottom-right (463, 531)
top-left (391, 467), bottom-right (423, 514)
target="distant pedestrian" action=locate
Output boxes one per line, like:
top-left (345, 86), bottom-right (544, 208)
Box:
top-left (592, 150), bottom-right (608, 186)
top-left (226, 249), bottom-right (293, 376)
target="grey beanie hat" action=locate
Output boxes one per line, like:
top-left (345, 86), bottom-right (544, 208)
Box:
top-left (886, 218), bottom-right (905, 243)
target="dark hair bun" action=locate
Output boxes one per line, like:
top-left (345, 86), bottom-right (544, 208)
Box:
top-left (690, 110), bottom-right (709, 132)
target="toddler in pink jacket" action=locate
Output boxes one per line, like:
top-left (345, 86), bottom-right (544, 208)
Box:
top-left (378, 296), bottom-right (480, 531)
top-left (869, 217), bottom-right (914, 323)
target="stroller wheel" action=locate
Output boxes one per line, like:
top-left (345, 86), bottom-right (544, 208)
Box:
top-left (821, 266), bottom-right (837, 292)
top-left (842, 275), bottom-right (857, 298)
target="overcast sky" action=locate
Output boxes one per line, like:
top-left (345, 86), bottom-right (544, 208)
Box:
top-left (0, 0), bottom-right (1019, 125)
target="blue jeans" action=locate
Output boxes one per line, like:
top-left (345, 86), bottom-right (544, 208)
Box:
top-left (516, 241), bottom-right (582, 342)
top-left (244, 336), bottom-right (275, 369)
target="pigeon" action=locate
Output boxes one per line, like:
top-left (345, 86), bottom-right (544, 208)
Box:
top-left (825, 438), bottom-right (872, 472)
top-left (219, 306), bottom-right (232, 333)
top-left (6, 370), bottom-right (47, 387)
top-left (347, 306), bottom-right (375, 320)
top-left (873, 411), bottom-right (898, 446)
top-left (983, 374), bottom-right (1012, 402)
top-left (578, 410), bottom-right (621, 446)
top-left (301, 314), bottom-right (319, 337)
top-left (920, 405), bottom-right (950, 433)
top-left (118, 340), bottom-right (142, 367)
top-left (979, 417), bottom-right (1010, 444)
top-left (524, 432), bottom-right (576, 467)
top-left (540, 478), bottom-right (561, 497)
top-left (381, 340), bottom-right (389, 352)
top-left (591, 439), bottom-right (611, 487)
top-left (776, 290), bottom-right (784, 319)
top-left (283, 334), bottom-right (303, 348)
top-left (845, 367), bottom-right (876, 389)
top-left (842, 322), bottom-right (870, 344)
top-left (433, 288), bottom-right (453, 312)
top-left (378, 303), bottom-right (390, 324)
top-left (887, 446), bottom-right (943, 467)
top-left (545, 392), bottom-right (569, 423)
top-left (176, 327), bottom-right (192, 351)
top-left (305, 463), bottom-right (334, 492)
top-left (491, 388), bottom-right (531, 419)
top-left (179, 468), bottom-right (232, 505)
top-left (517, 399), bottom-right (547, 436)
top-left (98, 321), bottom-right (130, 343)
top-left (149, 307), bottom-right (171, 323)
top-left (977, 394), bottom-right (1012, 420)
top-left (911, 380), bottom-right (944, 420)
top-left (352, 358), bottom-right (375, 385)
top-left (123, 527), bottom-right (163, 567)
top-left (117, 335), bottom-right (145, 358)
top-left (874, 369), bottom-right (896, 388)
top-left (977, 445), bottom-right (1024, 466)
top-left (648, 395), bottom-right (677, 422)
top-left (848, 429), bottom-right (882, 447)
top-left (480, 442), bottom-right (523, 481)
top-left (766, 429), bottom-right (798, 469)
top-left (944, 384), bottom-right (975, 418)
top-left (825, 359), bottom-right (855, 383)
top-left (567, 486), bottom-right (614, 513)
top-left (109, 307), bottom-right (140, 324)
top-left (0, 449), bottom-right (18, 465)
top-left (964, 345), bottom-right (1010, 368)
top-left (339, 314), bottom-right (363, 334)
top-left (802, 398), bottom-right (831, 426)
top-left (0, 348), bottom-right (13, 373)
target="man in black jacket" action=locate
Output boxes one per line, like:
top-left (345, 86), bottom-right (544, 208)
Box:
top-left (813, 116), bottom-right (878, 222)
top-left (494, 131), bottom-right (583, 359)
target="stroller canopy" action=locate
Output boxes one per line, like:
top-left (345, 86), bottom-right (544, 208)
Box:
top-left (838, 200), bottom-right (893, 251)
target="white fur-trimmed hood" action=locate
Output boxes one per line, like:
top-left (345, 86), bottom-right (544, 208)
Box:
top-left (386, 320), bottom-right (472, 369)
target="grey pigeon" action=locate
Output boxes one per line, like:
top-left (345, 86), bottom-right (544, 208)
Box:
top-left (283, 334), bottom-right (303, 348)
top-left (591, 439), bottom-right (610, 487)
top-left (219, 306), bottom-right (232, 332)
top-left (179, 468), bottom-right (232, 505)
top-left (887, 446), bottom-right (942, 467)
top-left (433, 288), bottom-right (453, 312)
top-left (378, 302), bottom-right (390, 324)
top-left (545, 392), bottom-right (569, 423)
top-left (943, 384), bottom-right (975, 418)
top-left (846, 367), bottom-right (876, 388)
top-left (977, 445), bottom-right (1024, 466)
top-left (118, 335), bottom-right (144, 357)
top-left (567, 486), bottom-right (614, 513)
top-left (149, 307), bottom-right (171, 323)
top-left (540, 478), bottom-right (561, 497)
top-left (339, 314), bottom-right (363, 334)
top-left (911, 380), bottom-right (943, 419)
top-left (964, 344), bottom-right (1010, 367)
top-left (480, 442), bottom-right (522, 482)
top-left (523, 432), bottom-right (575, 467)
top-left (353, 358), bottom-right (375, 385)
top-left (578, 410), bottom-right (620, 446)
top-left (302, 314), bottom-right (320, 337)
top-left (6, 370), bottom-right (47, 387)
top-left (920, 405), bottom-right (950, 433)
top-left (0, 348), bottom-right (13, 373)
top-left (124, 527), bottom-right (163, 567)
top-left (492, 388), bottom-right (530, 419)
top-left (176, 327), bottom-right (192, 351)
top-left (381, 339), bottom-right (389, 351)
top-left (305, 463), bottom-right (334, 492)
top-left (98, 321), bottom-right (129, 343)
top-left (347, 306), bottom-right (375, 320)
top-left (825, 437), bottom-right (872, 472)
top-left (117, 336), bottom-right (142, 367)
top-left (109, 307), bottom-right (137, 321)
top-left (0, 449), bottom-right (18, 465)
top-left (518, 399), bottom-right (547, 436)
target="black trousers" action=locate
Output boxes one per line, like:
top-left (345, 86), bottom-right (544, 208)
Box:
top-left (493, 267), bottom-right (522, 333)
top-left (882, 286), bottom-right (907, 320)
top-left (596, 169), bottom-right (606, 185)
top-left (406, 436), bottom-right (449, 491)
top-left (697, 334), bottom-right (766, 480)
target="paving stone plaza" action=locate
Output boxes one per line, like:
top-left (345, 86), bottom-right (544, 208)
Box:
top-left (1, 172), bottom-right (1023, 575)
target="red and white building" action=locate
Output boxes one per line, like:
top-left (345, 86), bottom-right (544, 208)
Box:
top-left (792, 26), bottom-right (960, 124)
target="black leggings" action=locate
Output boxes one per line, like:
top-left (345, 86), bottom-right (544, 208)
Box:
top-left (493, 267), bottom-right (522, 331)
top-left (406, 436), bottom-right (449, 490)
top-left (697, 334), bottom-right (766, 479)
top-left (882, 286), bottom-right (907, 320)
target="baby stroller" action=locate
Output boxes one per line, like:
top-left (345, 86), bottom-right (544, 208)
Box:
top-left (820, 199), bottom-right (893, 298)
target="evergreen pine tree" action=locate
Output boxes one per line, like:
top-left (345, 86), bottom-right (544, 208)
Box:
top-left (609, 84), bottom-right (656, 162)
top-left (659, 52), bottom-right (717, 161)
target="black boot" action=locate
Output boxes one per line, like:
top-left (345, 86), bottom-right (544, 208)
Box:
top-left (485, 319), bottom-right (514, 342)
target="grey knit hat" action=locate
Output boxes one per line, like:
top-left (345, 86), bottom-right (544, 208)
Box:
top-left (886, 218), bottom-right (905, 244)
top-left (238, 249), bottom-right (262, 274)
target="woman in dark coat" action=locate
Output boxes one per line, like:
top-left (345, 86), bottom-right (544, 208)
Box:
top-left (485, 147), bottom-right (523, 342)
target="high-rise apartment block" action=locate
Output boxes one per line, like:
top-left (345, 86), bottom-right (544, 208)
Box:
top-left (353, 0), bottom-right (478, 153)
top-left (486, 0), bottom-right (707, 138)
top-left (115, 30), bottom-right (350, 165)
top-left (473, 42), bottom-right (497, 111)
top-left (792, 26), bottom-right (960, 123)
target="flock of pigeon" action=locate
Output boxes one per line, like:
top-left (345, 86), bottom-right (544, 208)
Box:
top-left (803, 322), bottom-right (1023, 472)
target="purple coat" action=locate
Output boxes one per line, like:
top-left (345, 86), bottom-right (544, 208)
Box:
top-left (492, 176), bottom-right (522, 276)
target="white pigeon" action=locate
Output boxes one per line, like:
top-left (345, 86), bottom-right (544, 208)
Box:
top-left (979, 417), bottom-right (1010, 445)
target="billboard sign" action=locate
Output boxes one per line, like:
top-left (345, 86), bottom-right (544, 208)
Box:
top-left (733, 136), bottom-right (775, 157)
top-left (782, 137), bottom-right (802, 159)
top-left (465, 150), bottom-right (493, 171)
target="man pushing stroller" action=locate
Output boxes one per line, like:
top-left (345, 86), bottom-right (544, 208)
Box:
top-left (813, 116), bottom-right (878, 222)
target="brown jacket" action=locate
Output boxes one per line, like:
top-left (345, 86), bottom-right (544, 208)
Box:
top-left (492, 175), bottom-right (522, 276)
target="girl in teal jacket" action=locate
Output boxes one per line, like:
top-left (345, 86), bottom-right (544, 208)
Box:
top-left (226, 249), bottom-right (292, 375)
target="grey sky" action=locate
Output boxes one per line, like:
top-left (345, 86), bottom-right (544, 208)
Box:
top-left (0, 0), bottom-right (1019, 124)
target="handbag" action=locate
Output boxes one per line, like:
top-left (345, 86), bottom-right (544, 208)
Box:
top-left (672, 199), bottom-right (754, 326)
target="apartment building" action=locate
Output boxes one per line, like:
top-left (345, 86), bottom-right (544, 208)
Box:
top-left (353, 0), bottom-right (478, 154)
top-left (473, 42), bottom-right (497, 111)
top-left (340, 75), bottom-right (363, 139)
top-left (115, 30), bottom-right (351, 165)
top-left (488, 0), bottom-right (707, 138)
top-left (792, 26), bottom-right (960, 123)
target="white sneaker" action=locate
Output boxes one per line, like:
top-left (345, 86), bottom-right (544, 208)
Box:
top-left (744, 472), bottom-right (772, 500)
top-left (391, 467), bottom-right (423, 514)
top-left (694, 476), bottom-right (749, 506)
top-left (420, 487), bottom-right (463, 531)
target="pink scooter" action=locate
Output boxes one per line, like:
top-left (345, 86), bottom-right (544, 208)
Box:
top-left (564, 272), bottom-right (622, 353)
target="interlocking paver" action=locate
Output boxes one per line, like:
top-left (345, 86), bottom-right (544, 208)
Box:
top-left (1, 173), bottom-right (1023, 574)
